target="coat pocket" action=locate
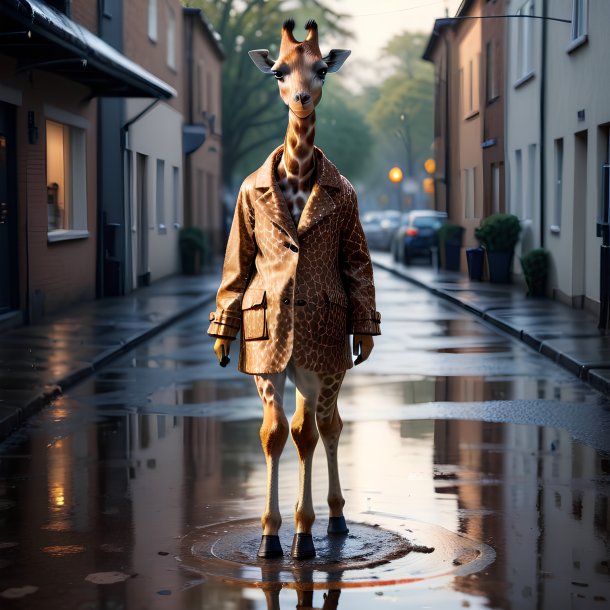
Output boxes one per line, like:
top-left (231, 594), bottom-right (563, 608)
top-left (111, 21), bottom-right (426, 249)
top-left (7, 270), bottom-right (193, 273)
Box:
top-left (320, 289), bottom-right (348, 346)
top-left (242, 290), bottom-right (269, 341)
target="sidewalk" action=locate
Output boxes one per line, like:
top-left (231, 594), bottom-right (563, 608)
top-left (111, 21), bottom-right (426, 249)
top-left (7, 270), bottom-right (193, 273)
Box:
top-left (372, 252), bottom-right (610, 397)
top-left (0, 271), bottom-right (220, 441)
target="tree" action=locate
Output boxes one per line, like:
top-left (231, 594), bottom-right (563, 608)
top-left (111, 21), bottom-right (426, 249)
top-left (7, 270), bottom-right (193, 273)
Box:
top-left (366, 31), bottom-right (434, 180)
top-left (183, 0), bottom-right (357, 192)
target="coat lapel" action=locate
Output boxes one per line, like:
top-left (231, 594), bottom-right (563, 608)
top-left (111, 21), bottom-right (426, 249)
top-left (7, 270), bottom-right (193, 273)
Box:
top-left (253, 146), bottom-right (299, 243)
top-left (252, 145), bottom-right (343, 242)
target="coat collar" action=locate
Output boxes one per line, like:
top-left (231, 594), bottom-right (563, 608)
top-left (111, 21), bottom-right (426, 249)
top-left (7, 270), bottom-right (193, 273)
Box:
top-left (254, 145), bottom-right (343, 241)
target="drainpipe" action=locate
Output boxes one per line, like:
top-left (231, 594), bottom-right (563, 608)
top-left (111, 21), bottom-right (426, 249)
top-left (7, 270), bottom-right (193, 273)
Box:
top-left (539, 0), bottom-right (547, 248)
top-left (444, 33), bottom-right (451, 219)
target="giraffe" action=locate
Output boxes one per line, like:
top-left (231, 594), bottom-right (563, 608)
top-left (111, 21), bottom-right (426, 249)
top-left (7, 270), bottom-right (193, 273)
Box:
top-left (212, 19), bottom-right (378, 560)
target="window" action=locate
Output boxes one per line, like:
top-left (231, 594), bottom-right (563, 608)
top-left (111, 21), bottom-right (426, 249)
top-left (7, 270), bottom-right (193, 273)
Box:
top-left (552, 138), bottom-right (564, 232)
top-left (515, 149), bottom-right (523, 218)
top-left (172, 166), bottom-right (180, 228)
top-left (516, 0), bottom-right (534, 80)
top-left (46, 120), bottom-right (87, 237)
top-left (148, 0), bottom-right (157, 42)
top-left (486, 42), bottom-right (499, 102)
top-left (571, 0), bottom-right (588, 41)
top-left (156, 159), bottom-right (165, 233)
top-left (464, 167), bottom-right (476, 218)
top-left (491, 163), bottom-right (501, 214)
top-left (526, 144), bottom-right (536, 220)
top-left (167, 8), bottom-right (176, 69)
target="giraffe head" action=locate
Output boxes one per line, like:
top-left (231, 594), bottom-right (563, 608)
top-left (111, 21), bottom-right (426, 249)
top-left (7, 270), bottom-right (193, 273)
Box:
top-left (249, 19), bottom-right (351, 119)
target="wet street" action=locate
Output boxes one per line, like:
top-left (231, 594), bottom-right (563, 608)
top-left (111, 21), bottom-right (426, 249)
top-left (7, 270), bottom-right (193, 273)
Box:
top-left (1, 267), bottom-right (609, 609)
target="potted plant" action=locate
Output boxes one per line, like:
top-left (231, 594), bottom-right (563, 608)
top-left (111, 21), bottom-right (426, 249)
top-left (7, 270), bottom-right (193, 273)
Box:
top-left (437, 223), bottom-right (464, 271)
top-left (179, 227), bottom-right (210, 275)
top-left (474, 213), bottom-right (521, 283)
top-left (520, 248), bottom-right (549, 297)
top-left (466, 246), bottom-right (485, 280)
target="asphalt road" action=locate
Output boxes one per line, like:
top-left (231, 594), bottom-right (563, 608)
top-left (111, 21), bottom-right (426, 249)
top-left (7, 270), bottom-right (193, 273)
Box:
top-left (0, 266), bottom-right (608, 609)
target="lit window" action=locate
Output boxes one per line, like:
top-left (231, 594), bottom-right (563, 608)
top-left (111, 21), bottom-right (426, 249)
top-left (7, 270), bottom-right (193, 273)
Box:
top-left (172, 166), bottom-right (180, 228)
top-left (148, 0), bottom-right (157, 42)
top-left (464, 168), bottom-right (476, 218)
top-left (514, 149), bottom-right (523, 218)
top-left (46, 120), bottom-right (87, 234)
top-left (572, 0), bottom-right (588, 40)
top-left (167, 8), bottom-right (176, 69)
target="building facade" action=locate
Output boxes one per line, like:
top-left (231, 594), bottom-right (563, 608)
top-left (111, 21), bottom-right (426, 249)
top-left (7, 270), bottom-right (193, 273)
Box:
top-left (0, 0), bottom-right (174, 326)
top-left (0, 0), bottom-right (224, 326)
top-left (424, 0), bottom-right (507, 267)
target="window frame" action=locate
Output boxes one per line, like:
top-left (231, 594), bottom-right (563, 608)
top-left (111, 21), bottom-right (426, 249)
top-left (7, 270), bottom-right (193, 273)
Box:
top-left (45, 118), bottom-right (88, 242)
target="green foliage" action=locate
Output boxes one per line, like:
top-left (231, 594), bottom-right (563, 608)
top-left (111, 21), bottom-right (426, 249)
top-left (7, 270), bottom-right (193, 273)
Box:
top-left (437, 223), bottom-right (464, 245)
top-left (520, 248), bottom-right (549, 296)
top-left (184, 0), bottom-right (353, 190)
top-left (179, 227), bottom-right (211, 274)
top-left (366, 32), bottom-right (434, 179)
top-left (474, 214), bottom-right (521, 252)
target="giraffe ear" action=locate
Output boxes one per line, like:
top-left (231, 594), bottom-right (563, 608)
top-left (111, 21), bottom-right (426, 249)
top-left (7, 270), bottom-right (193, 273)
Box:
top-left (322, 49), bottom-right (351, 73)
top-left (248, 49), bottom-right (276, 74)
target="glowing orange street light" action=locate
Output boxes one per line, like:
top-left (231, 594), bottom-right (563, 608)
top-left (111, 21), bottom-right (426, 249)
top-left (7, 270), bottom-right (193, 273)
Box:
top-left (423, 177), bottom-right (435, 194)
top-left (388, 166), bottom-right (403, 183)
top-left (424, 158), bottom-right (436, 174)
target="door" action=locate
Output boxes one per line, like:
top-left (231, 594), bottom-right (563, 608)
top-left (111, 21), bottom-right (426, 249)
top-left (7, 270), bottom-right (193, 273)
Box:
top-left (136, 153), bottom-right (149, 287)
top-left (0, 102), bottom-right (17, 314)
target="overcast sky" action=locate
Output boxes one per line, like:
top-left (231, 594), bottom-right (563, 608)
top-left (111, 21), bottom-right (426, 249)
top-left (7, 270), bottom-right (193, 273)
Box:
top-left (323, 0), bottom-right (463, 88)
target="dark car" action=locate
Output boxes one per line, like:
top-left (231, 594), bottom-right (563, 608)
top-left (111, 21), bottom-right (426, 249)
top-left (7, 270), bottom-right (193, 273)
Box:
top-left (390, 210), bottom-right (447, 264)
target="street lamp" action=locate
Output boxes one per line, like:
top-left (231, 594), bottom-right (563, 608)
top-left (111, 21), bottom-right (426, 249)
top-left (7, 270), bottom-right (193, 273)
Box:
top-left (388, 166), bottom-right (403, 212)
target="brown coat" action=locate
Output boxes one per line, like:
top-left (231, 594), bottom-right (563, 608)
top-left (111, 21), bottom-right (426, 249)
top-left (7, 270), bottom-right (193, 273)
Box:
top-left (208, 146), bottom-right (381, 374)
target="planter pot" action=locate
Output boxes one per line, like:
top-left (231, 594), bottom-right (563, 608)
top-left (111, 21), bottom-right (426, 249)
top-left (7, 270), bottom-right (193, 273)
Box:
top-left (444, 241), bottom-right (462, 271)
top-left (487, 250), bottom-right (513, 283)
top-left (180, 249), bottom-right (202, 275)
top-left (466, 247), bottom-right (484, 280)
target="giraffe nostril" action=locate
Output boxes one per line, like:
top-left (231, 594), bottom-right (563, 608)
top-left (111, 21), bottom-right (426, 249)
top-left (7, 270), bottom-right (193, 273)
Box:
top-left (300, 93), bottom-right (311, 105)
top-left (294, 93), bottom-right (301, 102)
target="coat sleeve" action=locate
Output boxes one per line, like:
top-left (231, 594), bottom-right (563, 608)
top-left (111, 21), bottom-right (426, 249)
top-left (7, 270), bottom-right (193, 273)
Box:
top-left (339, 181), bottom-right (381, 336)
top-left (207, 186), bottom-right (257, 339)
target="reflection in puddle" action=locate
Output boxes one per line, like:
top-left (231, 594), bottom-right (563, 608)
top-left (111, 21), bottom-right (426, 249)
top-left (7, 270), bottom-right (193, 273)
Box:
top-left (0, 404), bottom-right (607, 609)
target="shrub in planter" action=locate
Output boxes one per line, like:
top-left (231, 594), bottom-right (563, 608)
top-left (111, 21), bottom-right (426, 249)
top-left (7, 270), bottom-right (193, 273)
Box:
top-left (520, 248), bottom-right (549, 297)
top-left (437, 223), bottom-right (464, 271)
top-left (179, 227), bottom-right (210, 275)
top-left (474, 213), bottom-right (521, 283)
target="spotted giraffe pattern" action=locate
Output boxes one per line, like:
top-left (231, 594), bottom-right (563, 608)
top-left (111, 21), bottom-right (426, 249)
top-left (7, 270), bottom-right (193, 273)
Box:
top-left (208, 145), bottom-right (381, 375)
top-left (276, 109), bottom-right (316, 225)
top-left (253, 363), bottom-right (346, 536)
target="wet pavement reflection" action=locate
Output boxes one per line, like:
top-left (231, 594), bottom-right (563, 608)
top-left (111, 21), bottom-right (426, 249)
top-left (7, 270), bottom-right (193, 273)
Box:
top-left (0, 269), bottom-right (608, 609)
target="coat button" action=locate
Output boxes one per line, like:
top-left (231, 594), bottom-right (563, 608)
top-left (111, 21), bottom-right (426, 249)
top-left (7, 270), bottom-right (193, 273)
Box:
top-left (296, 299), bottom-right (306, 306)
top-left (290, 244), bottom-right (299, 253)
top-left (282, 297), bottom-right (290, 305)
top-left (283, 241), bottom-right (291, 248)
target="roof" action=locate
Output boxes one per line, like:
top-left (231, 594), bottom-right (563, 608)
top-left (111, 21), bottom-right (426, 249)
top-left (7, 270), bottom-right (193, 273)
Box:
top-left (183, 7), bottom-right (225, 61)
top-left (0, 0), bottom-right (176, 99)
top-left (422, 18), bottom-right (456, 61)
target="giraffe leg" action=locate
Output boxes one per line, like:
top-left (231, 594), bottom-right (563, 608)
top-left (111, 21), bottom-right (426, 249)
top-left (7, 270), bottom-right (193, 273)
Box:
top-left (254, 372), bottom-right (289, 558)
top-left (289, 366), bottom-right (321, 559)
top-left (315, 371), bottom-right (348, 535)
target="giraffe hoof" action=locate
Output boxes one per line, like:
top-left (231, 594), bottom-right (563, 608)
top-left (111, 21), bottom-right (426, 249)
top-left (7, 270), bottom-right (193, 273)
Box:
top-left (290, 533), bottom-right (316, 559)
top-left (258, 535), bottom-right (283, 558)
top-left (327, 516), bottom-right (349, 535)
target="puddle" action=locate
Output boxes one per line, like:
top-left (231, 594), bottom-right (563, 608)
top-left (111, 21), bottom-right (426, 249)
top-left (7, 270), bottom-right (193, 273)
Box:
top-left (182, 516), bottom-right (494, 589)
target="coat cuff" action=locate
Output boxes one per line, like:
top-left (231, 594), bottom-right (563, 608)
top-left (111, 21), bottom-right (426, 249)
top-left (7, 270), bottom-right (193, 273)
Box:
top-left (207, 310), bottom-right (241, 339)
top-left (350, 310), bottom-right (381, 336)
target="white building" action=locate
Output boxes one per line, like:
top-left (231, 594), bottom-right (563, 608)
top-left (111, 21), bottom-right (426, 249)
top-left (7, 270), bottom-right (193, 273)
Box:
top-left (506, 0), bottom-right (610, 314)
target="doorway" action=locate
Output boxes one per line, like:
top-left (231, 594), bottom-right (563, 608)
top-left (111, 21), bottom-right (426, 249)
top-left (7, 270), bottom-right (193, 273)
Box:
top-left (135, 153), bottom-right (150, 287)
top-left (0, 102), bottom-right (18, 315)
top-left (572, 131), bottom-right (588, 306)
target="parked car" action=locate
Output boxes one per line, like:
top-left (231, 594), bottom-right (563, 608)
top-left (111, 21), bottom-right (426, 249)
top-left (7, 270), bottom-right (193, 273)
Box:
top-left (390, 210), bottom-right (447, 264)
top-left (361, 209), bottom-right (402, 251)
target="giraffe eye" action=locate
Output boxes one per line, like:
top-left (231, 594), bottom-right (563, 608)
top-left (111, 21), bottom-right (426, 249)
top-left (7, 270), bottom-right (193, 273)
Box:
top-left (273, 70), bottom-right (284, 80)
top-left (317, 68), bottom-right (327, 79)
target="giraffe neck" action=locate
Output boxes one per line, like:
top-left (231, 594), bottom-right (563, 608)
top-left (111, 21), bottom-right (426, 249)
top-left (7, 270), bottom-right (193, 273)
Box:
top-left (277, 109), bottom-right (316, 224)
